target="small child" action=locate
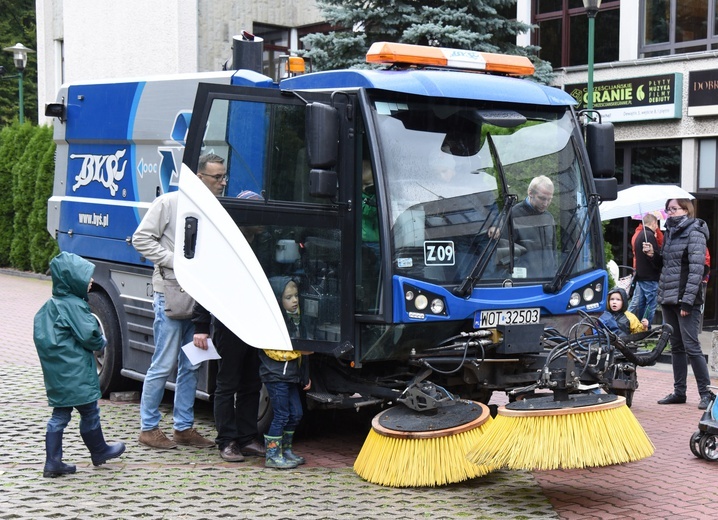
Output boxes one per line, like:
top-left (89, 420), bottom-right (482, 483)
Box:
top-left (259, 276), bottom-right (311, 469)
top-left (599, 287), bottom-right (648, 338)
top-left (34, 252), bottom-right (125, 477)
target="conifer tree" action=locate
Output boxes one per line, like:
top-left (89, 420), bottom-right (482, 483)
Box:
top-left (29, 131), bottom-right (58, 273)
top-left (10, 125), bottom-right (50, 270)
top-left (0, 123), bottom-right (34, 266)
top-left (302, 0), bottom-right (553, 83)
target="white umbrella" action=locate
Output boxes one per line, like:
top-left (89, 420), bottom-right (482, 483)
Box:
top-left (599, 184), bottom-right (695, 221)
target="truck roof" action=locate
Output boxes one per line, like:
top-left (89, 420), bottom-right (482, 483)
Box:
top-left (279, 68), bottom-right (576, 107)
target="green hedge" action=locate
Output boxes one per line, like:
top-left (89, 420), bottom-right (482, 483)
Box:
top-left (0, 122), bottom-right (57, 273)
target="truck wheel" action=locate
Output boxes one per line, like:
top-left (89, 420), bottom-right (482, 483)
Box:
top-left (699, 433), bottom-right (718, 461)
top-left (88, 291), bottom-right (123, 396)
top-left (690, 430), bottom-right (704, 459)
top-left (257, 383), bottom-right (273, 434)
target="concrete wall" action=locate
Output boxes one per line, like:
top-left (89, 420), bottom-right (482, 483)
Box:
top-left (198, 0), bottom-right (323, 72)
top-left (35, 0), bottom-right (323, 125)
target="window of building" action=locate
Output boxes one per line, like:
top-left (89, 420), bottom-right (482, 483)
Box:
top-left (253, 24), bottom-right (291, 80)
top-left (534, 1), bottom-right (620, 68)
top-left (699, 138), bottom-right (718, 189)
top-left (253, 22), bottom-right (334, 79)
top-left (641, 0), bottom-right (718, 57)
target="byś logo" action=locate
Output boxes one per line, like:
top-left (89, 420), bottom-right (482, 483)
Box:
top-left (71, 150), bottom-right (127, 196)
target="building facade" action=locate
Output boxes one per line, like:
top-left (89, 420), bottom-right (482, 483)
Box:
top-left (545, 1), bottom-right (718, 326)
top-left (35, 0), bottom-right (325, 125)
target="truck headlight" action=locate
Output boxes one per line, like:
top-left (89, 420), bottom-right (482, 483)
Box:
top-left (415, 294), bottom-right (428, 310)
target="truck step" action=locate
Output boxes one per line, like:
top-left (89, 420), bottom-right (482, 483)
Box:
top-left (306, 391), bottom-right (343, 403)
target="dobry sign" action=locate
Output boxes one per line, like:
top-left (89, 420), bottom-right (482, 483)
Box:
top-left (688, 69), bottom-right (718, 116)
top-left (564, 73), bottom-right (682, 123)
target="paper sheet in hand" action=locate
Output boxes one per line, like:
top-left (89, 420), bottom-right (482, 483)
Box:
top-left (182, 338), bottom-right (221, 365)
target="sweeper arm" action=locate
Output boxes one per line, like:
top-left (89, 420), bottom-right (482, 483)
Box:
top-left (397, 367), bottom-right (457, 412)
top-left (606, 324), bottom-right (672, 366)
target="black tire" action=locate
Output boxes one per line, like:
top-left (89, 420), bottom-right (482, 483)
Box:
top-left (699, 434), bottom-right (718, 462)
top-left (88, 291), bottom-right (124, 397)
top-left (257, 383), bottom-right (273, 434)
top-left (690, 430), bottom-right (704, 459)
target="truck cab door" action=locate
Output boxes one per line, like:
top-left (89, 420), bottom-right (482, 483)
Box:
top-left (178, 83), bottom-right (355, 356)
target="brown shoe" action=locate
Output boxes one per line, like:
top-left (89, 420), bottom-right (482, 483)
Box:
top-left (219, 441), bottom-right (245, 462)
top-left (240, 439), bottom-right (266, 457)
top-left (139, 428), bottom-right (178, 450)
top-left (173, 428), bottom-right (215, 448)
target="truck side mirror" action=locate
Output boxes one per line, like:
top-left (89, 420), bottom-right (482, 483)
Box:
top-left (306, 103), bottom-right (339, 168)
top-left (586, 122), bottom-right (615, 178)
top-left (309, 169), bottom-right (338, 199)
top-left (594, 178), bottom-right (618, 202)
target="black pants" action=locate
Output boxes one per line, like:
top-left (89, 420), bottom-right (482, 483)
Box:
top-left (213, 323), bottom-right (262, 450)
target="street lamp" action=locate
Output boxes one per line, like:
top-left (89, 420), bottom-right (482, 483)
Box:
top-left (2, 43), bottom-right (35, 124)
top-left (583, 0), bottom-right (602, 111)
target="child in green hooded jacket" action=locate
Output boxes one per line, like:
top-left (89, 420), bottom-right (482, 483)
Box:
top-left (33, 252), bottom-right (125, 477)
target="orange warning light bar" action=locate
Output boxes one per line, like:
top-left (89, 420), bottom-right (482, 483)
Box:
top-left (287, 56), bottom-right (305, 74)
top-left (366, 42), bottom-right (535, 76)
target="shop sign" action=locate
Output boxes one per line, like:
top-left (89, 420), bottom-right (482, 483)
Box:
top-left (564, 73), bottom-right (682, 123)
top-left (688, 69), bottom-right (718, 116)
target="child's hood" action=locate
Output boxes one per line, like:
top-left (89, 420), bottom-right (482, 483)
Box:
top-left (269, 275), bottom-right (294, 301)
top-left (607, 286), bottom-right (628, 313)
top-left (50, 252), bottom-right (95, 300)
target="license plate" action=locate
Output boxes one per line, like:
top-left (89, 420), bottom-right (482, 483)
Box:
top-left (474, 308), bottom-right (540, 329)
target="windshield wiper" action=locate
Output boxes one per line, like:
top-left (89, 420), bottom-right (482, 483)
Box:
top-left (454, 134), bottom-right (517, 298)
top-left (543, 193), bottom-right (601, 294)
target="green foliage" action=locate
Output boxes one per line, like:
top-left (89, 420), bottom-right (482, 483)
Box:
top-left (0, 126), bottom-right (11, 265)
top-left (0, 122), bottom-right (34, 266)
top-left (0, 0), bottom-right (38, 126)
top-left (29, 129), bottom-right (59, 273)
top-left (10, 125), bottom-right (52, 269)
top-left (0, 122), bottom-right (56, 272)
top-left (302, 0), bottom-right (553, 84)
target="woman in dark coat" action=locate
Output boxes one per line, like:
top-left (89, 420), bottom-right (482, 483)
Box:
top-left (645, 199), bottom-right (713, 410)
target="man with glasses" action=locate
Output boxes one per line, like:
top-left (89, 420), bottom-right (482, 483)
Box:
top-left (132, 154), bottom-right (226, 449)
top-left (510, 175), bottom-right (557, 277)
top-left (196, 154), bottom-right (228, 196)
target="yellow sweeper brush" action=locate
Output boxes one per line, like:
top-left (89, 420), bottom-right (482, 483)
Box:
top-left (354, 399), bottom-right (496, 487)
top-left (466, 393), bottom-right (654, 471)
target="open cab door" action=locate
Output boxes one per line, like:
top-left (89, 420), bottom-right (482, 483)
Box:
top-left (173, 164), bottom-right (293, 351)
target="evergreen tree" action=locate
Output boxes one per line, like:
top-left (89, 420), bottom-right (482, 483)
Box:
top-left (29, 129), bottom-right (59, 273)
top-left (0, 122), bottom-right (34, 266)
top-left (0, 0), bottom-right (38, 126)
top-left (302, 0), bottom-right (553, 83)
top-left (10, 125), bottom-right (49, 270)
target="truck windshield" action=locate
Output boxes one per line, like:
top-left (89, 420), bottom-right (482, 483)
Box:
top-left (371, 96), bottom-right (598, 286)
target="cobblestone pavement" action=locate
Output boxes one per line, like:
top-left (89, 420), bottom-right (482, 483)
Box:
top-left (2, 270), bottom-right (718, 519)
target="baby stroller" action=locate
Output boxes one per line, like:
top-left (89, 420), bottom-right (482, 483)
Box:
top-left (690, 385), bottom-right (718, 461)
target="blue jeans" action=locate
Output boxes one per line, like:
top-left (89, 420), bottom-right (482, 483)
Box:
top-left (47, 401), bottom-right (100, 433)
top-left (627, 280), bottom-right (658, 325)
top-left (140, 292), bottom-right (198, 432)
top-left (662, 303), bottom-right (712, 398)
top-left (265, 382), bottom-right (303, 437)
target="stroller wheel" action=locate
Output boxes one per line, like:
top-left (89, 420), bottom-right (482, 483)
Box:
top-left (699, 433), bottom-right (718, 461)
top-left (690, 430), bottom-right (704, 458)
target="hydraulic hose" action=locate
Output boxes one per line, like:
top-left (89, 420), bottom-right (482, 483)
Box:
top-left (610, 324), bottom-right (673, 367)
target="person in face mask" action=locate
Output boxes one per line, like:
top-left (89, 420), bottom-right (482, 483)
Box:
top-left (644, 198), bottom-right (714, 410)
